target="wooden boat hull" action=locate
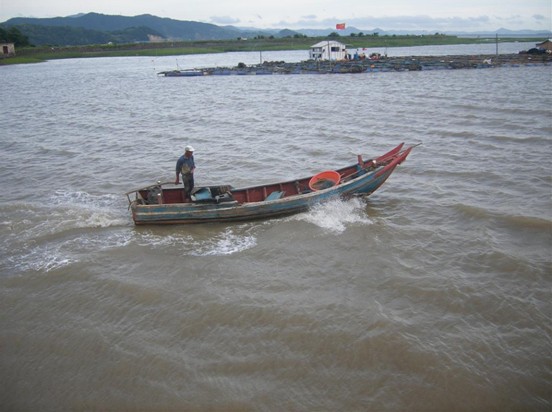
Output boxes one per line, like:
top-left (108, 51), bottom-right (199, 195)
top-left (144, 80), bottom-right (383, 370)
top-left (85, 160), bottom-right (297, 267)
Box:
top-left (126, 144), bottom-right (413, 225)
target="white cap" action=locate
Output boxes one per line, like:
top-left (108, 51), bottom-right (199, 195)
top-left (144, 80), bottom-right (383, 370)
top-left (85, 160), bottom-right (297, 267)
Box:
top-left (185, 145), bottom-right (195, 152)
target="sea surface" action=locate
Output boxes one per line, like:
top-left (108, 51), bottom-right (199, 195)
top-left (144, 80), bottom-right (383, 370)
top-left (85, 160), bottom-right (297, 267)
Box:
top-left (1, 42), bottom-right (551, 411)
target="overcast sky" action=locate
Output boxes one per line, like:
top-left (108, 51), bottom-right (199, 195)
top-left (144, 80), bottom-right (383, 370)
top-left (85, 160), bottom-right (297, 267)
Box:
top-left (1, 0), bottom-right (550, 32)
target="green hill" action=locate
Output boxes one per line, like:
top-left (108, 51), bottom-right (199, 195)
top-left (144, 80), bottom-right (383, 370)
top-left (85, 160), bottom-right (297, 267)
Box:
top-left (1, 12), bottom-right (252, 45)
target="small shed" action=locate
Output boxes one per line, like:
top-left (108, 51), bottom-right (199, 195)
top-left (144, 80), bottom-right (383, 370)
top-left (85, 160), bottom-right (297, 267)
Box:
top-left (536, 39), bottom-right (552, 52)
top-left (309, 40), bottom-right (347, 61)
top-left (1, 43), bottom-right (16, 58)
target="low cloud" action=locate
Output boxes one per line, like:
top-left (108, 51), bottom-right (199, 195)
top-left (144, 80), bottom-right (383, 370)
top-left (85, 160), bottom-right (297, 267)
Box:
top-left (210, 15), bottom-right (240, 25)
top-left (532, 14), bottom-right (547, 21)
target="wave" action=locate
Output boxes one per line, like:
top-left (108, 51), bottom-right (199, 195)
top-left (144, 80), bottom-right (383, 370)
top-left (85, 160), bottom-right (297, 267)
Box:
top-left (290, 197), bottom-right (373, 234)
top-left (480, 134), bottom-right (551, 145)
top-left (0, 190), bottom-right (133, 275)
top-left (5, 242), bottom-right (75, 274)
top-left (46, 190), bottom-right (129, 229)
top-left (453, 203), bottom-right (552, 231)
top-left (191, 228), bottom-right (257, 256)
top-left (1, 191), bottom-right (129, 242)
top-left (49, 189), bottom-right (127, 212)
top-left (133, 226), bottom-right (257, 256)
top-left (1, 204), bottom-right (260, 276)
top-left (1, 227), bottom-right (135, 275)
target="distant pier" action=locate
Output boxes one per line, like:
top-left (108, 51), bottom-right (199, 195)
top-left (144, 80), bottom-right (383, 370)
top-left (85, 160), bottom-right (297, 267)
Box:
top-left (158, 53), bottom-right (551, 77)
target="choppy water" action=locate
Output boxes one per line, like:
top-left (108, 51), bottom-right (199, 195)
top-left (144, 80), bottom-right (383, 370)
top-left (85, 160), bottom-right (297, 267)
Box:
top-left (1, 43), bottom-right (551, 411)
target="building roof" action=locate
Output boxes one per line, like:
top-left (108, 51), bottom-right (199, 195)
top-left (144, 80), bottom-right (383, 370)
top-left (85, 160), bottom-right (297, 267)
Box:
top-left (310, 40), bottom-right (345, 48)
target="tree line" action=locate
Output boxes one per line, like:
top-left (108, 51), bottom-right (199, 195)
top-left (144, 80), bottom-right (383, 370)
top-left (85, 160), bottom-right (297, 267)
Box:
top-left (0, 26), bottom-right (30, 46)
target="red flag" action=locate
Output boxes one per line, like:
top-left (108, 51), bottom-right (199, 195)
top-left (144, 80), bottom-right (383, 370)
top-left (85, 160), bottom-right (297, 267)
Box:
top-left (336, 23), bottom-right (346, 30)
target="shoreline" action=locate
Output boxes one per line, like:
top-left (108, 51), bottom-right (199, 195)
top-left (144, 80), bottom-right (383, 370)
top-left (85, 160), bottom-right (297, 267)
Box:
top-left (0, 36), bottom-right (545, 65)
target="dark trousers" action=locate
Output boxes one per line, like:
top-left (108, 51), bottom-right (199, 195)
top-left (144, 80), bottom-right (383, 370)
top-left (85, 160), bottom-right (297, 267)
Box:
top-left (182, 173), bottom-right (194, 198)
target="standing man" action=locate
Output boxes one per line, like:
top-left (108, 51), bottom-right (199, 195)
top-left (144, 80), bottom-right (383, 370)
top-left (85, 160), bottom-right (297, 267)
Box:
top-left (175, 145), bottom-right (196, 199)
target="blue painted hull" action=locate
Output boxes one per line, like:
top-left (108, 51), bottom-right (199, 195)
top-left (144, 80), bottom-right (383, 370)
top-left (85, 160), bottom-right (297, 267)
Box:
top-left (127, 144), bottom-right (413, 225)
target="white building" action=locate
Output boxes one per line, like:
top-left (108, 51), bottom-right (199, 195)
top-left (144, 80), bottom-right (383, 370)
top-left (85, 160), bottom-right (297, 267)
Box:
top-left (309, 40), bottom-right (347, 61)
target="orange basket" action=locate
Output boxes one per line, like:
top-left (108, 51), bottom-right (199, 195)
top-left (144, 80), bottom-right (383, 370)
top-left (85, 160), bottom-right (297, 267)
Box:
top-left (308, 170), bottom-right (341, 191)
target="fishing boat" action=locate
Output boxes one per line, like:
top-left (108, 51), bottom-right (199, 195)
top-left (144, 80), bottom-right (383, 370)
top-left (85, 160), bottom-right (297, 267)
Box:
top-left (125, 143), bottom-right (414, 225)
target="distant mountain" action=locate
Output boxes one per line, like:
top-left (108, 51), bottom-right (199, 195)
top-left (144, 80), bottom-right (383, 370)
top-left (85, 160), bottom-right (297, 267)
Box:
top-left (1, 12), bottom-right (549, 46)
top-left (1, 12), bottom-right (308, 46)
top-left (2, 12), bottom-right (248, 45)
top-left (296, 26), bottom-right (551, 37)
